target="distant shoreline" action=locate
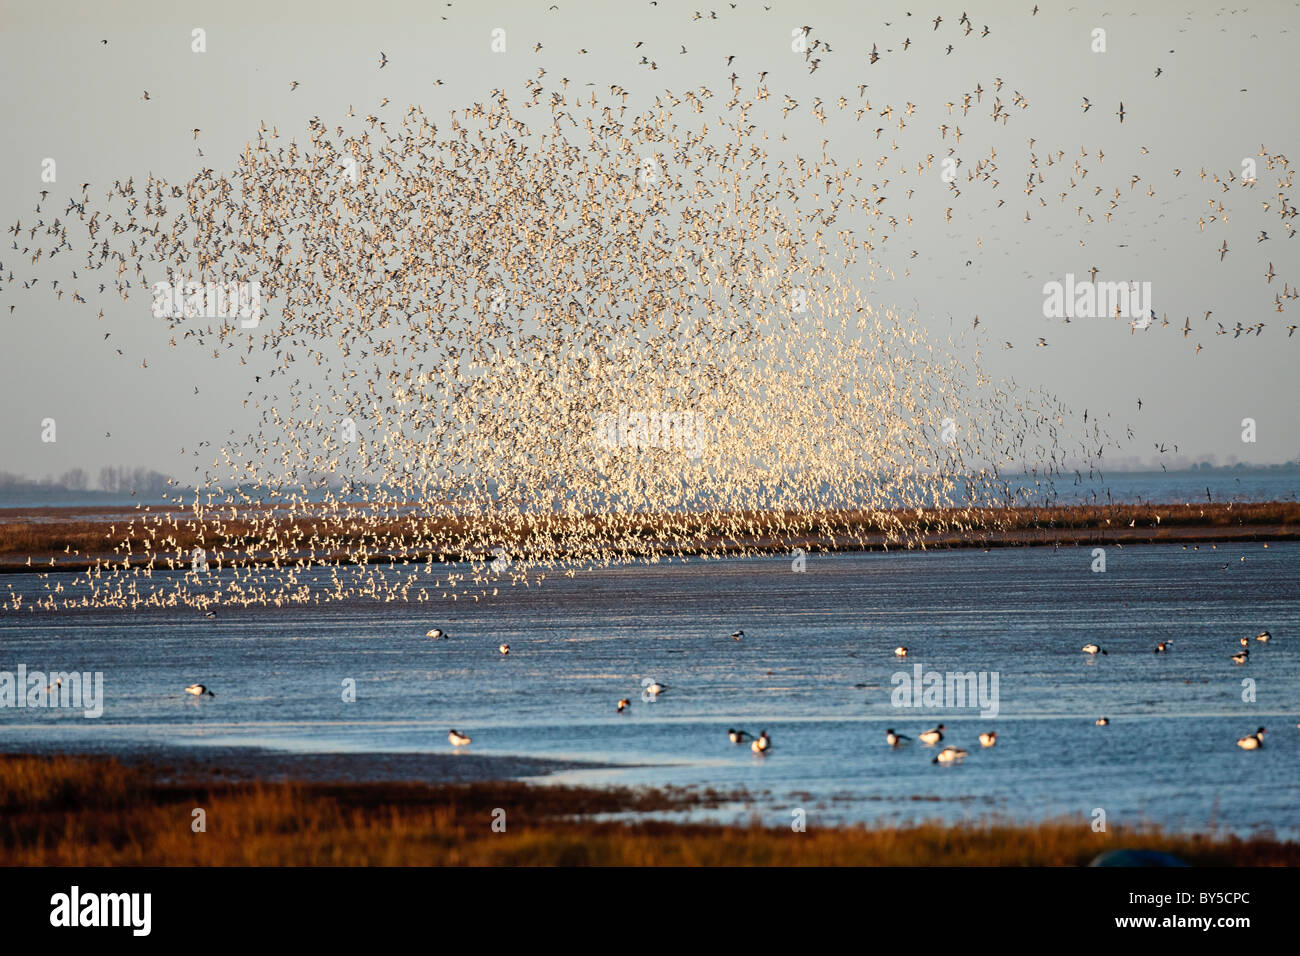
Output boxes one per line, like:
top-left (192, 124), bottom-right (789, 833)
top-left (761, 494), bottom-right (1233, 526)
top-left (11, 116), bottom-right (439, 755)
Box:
top-left (0, 500), bottom-right (1295, 574)
top-left (2, 463), bottom-right (1296, 511)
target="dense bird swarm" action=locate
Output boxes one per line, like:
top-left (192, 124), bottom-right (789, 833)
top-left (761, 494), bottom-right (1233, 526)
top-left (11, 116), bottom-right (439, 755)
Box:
top-left (23, 49), bottom-right (1249, 611)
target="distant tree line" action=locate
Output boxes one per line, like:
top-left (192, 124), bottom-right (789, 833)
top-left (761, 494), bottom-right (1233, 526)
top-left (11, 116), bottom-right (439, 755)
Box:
top-left (0, 467), bottom-right (174, 496)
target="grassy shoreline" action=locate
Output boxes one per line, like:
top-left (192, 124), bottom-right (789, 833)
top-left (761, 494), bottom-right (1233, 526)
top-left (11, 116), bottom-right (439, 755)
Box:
top-left (0, 754), bottom-right (1294, 866)
top-left (1, 500), bottom-right (1296, 574)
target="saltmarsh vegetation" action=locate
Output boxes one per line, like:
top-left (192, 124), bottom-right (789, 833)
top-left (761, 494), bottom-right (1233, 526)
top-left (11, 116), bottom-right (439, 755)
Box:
top-left (1, 755), bottom-right (1293, 866)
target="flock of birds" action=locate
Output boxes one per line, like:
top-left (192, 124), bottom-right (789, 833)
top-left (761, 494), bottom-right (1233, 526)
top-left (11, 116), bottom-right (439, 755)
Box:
top-left (174, 623), bottom-right (1285, 758)
top-left (1082, 627), bottom-right (1275, 672)
top-left (881, 723), bottom-right (990, 764)
top-left (1082, 628), bottom-right (1283, 750)
top-left (885, 626), bottom-right (1286, 758)
top-left (2, 5), bottom-right (1293, 616)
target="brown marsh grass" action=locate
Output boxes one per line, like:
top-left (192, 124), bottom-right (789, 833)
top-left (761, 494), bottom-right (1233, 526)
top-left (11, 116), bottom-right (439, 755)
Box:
top-left (1, 755), bottom-right (1294, 866)
top-left (1, 500), bottom-right (1296, 570)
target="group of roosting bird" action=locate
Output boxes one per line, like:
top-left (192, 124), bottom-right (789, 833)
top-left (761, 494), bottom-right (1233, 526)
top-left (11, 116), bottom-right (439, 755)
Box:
top-left (180, 621), bottom-right (1285, 759)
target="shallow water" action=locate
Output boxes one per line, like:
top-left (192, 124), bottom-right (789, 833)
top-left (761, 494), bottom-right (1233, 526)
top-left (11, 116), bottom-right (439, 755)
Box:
top-left (2, 468), bottom-right (1296, 510)
top-left (1, 541), bottom-right (1297, 836)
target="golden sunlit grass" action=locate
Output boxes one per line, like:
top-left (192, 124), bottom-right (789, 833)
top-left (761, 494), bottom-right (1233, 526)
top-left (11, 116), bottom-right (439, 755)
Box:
top-left (1, 755), bottom-right (1294, 866)
top-left (0, 754), bottom-right (134, 812)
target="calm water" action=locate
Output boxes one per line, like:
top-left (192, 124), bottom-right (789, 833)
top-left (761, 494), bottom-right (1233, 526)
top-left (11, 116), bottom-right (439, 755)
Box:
top-left (3, 469), bottom-right (1297, 510)
top-left (1, 542), bottom-right (1297, 836)
top-left (1062, 470), bottom-right (1299, 505)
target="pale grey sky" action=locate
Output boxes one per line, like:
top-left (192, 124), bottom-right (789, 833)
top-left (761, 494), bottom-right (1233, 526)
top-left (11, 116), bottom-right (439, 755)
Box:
top-left (1, 0), bottom-right (1298, 485)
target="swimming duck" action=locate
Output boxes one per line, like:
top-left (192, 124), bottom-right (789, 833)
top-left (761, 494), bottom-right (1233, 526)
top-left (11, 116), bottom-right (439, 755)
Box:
top-left (1236, 727), bottom-right (1265, 750)
top-left (919, 724), bottom-right (945, 744)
